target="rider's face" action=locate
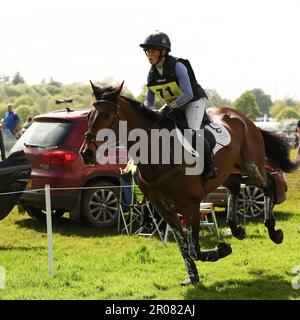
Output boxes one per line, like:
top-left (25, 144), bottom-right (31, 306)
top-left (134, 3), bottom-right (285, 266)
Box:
top-left (145, 49), bottom-right (161, 65)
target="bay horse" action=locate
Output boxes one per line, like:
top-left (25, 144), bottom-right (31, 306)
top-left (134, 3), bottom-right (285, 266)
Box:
top-left (80, 81), bottom-right (299, 286)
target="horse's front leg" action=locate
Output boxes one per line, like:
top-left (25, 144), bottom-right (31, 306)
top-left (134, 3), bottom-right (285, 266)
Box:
top-left (153, 206), bottom-right (200, 286)
top-left (186, 212), bottom-right (232, 263)
top-left (171, 226), bottom-right (200, 286)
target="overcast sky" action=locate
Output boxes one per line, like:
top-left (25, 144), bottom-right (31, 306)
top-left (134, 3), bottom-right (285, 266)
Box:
top-left (0, 0), bottom-right (299, 101)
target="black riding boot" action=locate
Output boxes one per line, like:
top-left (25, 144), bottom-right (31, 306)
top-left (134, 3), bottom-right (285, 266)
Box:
top-left (203, 137), bottom-right (218, 180)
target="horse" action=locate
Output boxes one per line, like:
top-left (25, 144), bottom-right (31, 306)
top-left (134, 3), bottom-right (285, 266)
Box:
top-left (80, 81), bottom-right (299, 286)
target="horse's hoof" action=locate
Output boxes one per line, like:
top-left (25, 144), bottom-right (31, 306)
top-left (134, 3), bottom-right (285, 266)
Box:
top-left (181, 277), bottom-right (199, 286)
top-left (233, 226), bottom-right (246, 240)
top-left (270, 229), bottom-right (283, 244)
top-left (217, 242), bottom-right (232, 259)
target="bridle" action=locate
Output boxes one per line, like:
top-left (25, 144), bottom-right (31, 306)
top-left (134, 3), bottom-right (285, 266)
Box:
top-left (84, 97), bottom-right (164, 148)
top-left (84, 99), bottom-right (120, 148)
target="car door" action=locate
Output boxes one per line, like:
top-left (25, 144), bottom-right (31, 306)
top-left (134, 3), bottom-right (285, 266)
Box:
top-left (0, 129), bottom-right (31, 220)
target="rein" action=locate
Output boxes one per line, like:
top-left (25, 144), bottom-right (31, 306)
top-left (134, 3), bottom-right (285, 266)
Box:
top-left (85, 98), bottom-right (163, 143)
top-left (85, 98), bottom-right (183, 187)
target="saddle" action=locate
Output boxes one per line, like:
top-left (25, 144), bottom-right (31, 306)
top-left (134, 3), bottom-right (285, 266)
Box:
top-left (166, 109), bottom-right (216, 151)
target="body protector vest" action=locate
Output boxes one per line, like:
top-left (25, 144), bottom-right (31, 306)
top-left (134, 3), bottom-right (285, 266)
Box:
top-left (147, 55), bottom-right (208, 105)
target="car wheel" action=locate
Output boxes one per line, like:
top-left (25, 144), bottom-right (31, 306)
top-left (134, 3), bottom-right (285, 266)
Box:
top-left (24, 206), bottom-right (65, 220)
top-left (81, 181), bottom-right (120, 228)
top-left (237, 185), bottom-right (270, 218)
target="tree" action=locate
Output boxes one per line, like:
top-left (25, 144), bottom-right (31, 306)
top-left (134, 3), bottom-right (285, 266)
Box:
top-left (234, 91), bottom-right (262, 120)
top-left (250, 88), bottom-right (273, 115)
top-left (14, 95), bottom-right (34, 108)
top-left (205, 89), bottom-right (232, 108)
top-left (11, 72), bottom-right (25, 85)
top-left (14, 105), bottom-right (32, 123)
top-left (269, 100), bottom-right (287, 118)
top-left (276, 107), bottom-right (299, 121)
top-left (48, 78), bottom-right (62, 87)
top-left (284, 98), bottom-right (298, 107)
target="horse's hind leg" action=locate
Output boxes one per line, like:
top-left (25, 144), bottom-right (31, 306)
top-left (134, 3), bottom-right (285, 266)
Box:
top-left (244, 162), bottom-right (283, 244)
top-left (224, 174), bottom-right (246, 240)
top-left (263, 174), bottom-right (283, 244)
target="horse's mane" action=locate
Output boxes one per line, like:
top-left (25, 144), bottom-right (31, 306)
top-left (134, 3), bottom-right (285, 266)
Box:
top-left (121, 96), bottom-right (178, 130)
top-left (93, 85), bottom-right (175, 129)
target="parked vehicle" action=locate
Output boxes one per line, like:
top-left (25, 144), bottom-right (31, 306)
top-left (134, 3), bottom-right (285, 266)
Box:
top-left (203, 161), bottom-right (287, 218)
top-left (10, 106), bottom-right (288, 226)
top-left (0, 129), bottom-right (31, 220)
top-left (12, 108), bottom-right (128, 228)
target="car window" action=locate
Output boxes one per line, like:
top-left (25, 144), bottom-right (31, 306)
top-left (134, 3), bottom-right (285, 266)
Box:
top-left (0, 129), bottom-right (18, 160)
top-left (11, 121), bottom-right (74, 152)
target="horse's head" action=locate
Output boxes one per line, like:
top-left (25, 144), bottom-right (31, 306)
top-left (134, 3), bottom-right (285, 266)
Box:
top-left (79, 81), bottom-right (124, 165)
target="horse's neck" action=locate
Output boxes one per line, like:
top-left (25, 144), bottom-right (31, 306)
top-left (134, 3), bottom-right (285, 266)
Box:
top-left (119, 98), bottom-right (152, 132)
top-left (119, 98), bottom-right (169, 182)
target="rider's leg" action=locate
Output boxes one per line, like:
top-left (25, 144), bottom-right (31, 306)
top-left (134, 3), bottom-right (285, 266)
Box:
top-left (203, 136), bottom-right (218, 180)
top-left (184, 99), bottom-right (205, 131)
top-left (185, 98), bottom-right (218, 180)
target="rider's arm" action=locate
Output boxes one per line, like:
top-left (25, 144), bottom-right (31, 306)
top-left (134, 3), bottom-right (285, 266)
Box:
top-left (172, 61), bottom-right (193, 107)
top-left (144, 90), bottom-right (155, 108)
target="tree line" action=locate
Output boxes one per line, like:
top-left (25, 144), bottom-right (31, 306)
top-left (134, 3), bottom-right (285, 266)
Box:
top-left (0, 72), bottom-right (299, 125)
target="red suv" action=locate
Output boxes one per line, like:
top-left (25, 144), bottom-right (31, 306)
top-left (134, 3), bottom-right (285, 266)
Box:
top-left (12, 108), bottom-right (128, 228)
top-left (203, 162), bottom-right (287, 218)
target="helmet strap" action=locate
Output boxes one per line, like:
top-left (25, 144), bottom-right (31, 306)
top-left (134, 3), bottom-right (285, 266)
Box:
top-left (154, 50), bottom-right (168, 67)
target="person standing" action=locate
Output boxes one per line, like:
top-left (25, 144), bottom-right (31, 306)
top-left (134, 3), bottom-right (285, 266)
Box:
top-left (4, 104), bottom-right (20, 137)
top-left (296, 119), bottom-right (300, 160)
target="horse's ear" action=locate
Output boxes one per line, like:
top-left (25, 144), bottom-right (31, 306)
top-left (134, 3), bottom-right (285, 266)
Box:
top-left (89, 80), bottom-right (98, 96)
top-left (116, 81), bottom-right (125, 95)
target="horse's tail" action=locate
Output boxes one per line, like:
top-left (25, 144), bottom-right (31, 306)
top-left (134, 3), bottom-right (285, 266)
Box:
top-left (260, 129), bottom-right (299, 173)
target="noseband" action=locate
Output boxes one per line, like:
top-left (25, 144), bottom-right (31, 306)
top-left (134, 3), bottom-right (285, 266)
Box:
top-left (84, 99), bottom-right (119, 145)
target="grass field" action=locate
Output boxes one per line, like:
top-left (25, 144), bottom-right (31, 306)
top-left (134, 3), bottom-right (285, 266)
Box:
top-left (0, 153), bottom-right (300, 300)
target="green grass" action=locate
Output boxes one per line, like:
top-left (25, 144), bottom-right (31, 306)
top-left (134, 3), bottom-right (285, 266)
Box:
top-left (0, 151), bottom-right (300, 300)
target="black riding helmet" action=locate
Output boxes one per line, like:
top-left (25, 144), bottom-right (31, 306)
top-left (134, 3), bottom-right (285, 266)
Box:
top-left (140, 30), bottom-right (171, 51)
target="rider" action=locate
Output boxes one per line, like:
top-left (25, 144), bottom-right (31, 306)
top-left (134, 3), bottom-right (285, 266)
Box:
top-left (140, 30), bottom-right (218, 180)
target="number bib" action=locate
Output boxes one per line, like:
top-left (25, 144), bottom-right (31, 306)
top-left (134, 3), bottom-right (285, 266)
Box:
top-left (148, 81), bottom-right (182, 103)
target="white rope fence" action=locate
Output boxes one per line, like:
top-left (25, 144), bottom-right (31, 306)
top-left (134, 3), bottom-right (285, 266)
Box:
top-left (0, 183), bottom-right (133, 277)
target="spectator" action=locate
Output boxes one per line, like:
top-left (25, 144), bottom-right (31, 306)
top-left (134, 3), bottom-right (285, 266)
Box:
top-left (21, 115), bottom-right (33, 135)
top-left (3, 104), bottom-right (20, 137)
top-left (297, 119), bottom-right (300, 160)
top-left (123, 158), bottom-right (166, 234)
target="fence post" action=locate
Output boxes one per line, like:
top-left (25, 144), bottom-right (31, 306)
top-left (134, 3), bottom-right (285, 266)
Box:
top-left (45, 184), bottom-right (54, 277)
top-left (240, 183), bottom-right (246, 230)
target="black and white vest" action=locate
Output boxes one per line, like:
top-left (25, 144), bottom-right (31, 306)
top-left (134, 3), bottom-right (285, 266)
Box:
top-left (147, 55), bottom-right (207, 104)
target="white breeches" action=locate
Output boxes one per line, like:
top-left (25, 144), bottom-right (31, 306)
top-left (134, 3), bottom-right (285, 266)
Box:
top-left (184, 98), bottom-right (205, 131)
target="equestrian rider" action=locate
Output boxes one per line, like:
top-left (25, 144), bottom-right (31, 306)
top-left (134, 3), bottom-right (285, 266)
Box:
top-left (140, 30), bottom-right (218, 180)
